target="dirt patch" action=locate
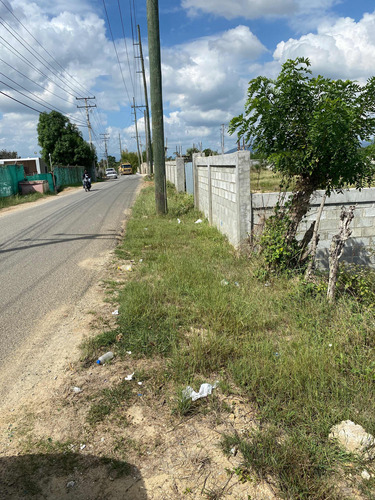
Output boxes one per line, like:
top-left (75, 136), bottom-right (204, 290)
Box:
top-left (0, 244), bottom-right (282, 499)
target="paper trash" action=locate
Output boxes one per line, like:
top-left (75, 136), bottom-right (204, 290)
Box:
top-left (124, 372), bottom-right (135, 381)
top-left (195, 219), bottom-right (203, 224)
top-left (182, 382), bottom-right (218, 402)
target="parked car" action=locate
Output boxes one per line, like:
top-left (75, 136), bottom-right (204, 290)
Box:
top-left (105, 168), bottom-right (118, 179)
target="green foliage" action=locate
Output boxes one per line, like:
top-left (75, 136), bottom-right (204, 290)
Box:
top-left (82, 186), bottom-right (375, 498)
top-left (337, 263), bottom-right (375, 307)
top-left (37, 111), bottom-right (96, 168)
top-left (221, 429), bottom-right (340, 498)
top-left (229, 57), bottom-right (375, 195)
top-left (259, 204), bottom-right (301, 272)
top-left (121, 150), bottom-right (139, 171)
top-left (0, 149), bottom-right (18, 159)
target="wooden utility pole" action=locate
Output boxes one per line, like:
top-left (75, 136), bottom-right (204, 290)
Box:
top-left (132, 97), bottom-right (142, 171)
top-left (147, 0), bottom-right (167, 214)
top-left (137, 24), bottom-right (153, 174)
top-left (77, 96), bottom-right (96, 180)
top-left (100, 133), bottom-right (110, 169)
top-left (118, 133), bottom-right (122, 161)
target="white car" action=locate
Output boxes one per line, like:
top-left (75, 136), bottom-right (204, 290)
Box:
top-left (105, 168), bottom-right (118, 179)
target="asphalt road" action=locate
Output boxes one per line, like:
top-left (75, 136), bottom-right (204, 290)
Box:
top-left (0, 174), bottom-right (141, 364)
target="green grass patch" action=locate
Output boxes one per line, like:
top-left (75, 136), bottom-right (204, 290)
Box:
top-left (0, 191), bottom-right (55, 209)
top-left (82, 183), bottom-right (375, 497)
top-left (87, 380), bottom-right (134, 425)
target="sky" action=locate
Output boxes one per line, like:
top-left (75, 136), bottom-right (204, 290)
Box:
top-left (0, 0), bottom-right (375, 162)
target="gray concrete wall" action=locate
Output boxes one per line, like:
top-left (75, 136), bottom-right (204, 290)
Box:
top-left (165, 158), bottom-right (186, 192)
top-left (252, 188), bottom-right (375, 267)
top-left (193, 151), bottom-right (251, 248)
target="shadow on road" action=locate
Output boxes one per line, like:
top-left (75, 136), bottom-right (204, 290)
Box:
top-left (0, 232), bottom-right (119, 254)
top-left (0, 452), bottom-right (148, 499)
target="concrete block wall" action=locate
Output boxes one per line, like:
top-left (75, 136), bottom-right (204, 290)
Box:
top-left (252, 188), bottom-right (375, 267)
top-left (165, 158), bottom-right (186, 192)
top-left (193, 151), bottom-right (251, 248)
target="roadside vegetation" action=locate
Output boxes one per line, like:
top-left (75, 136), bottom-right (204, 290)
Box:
top-left (82, 183), bottom-right (375, 498)
top-left (0, 191), bottom-right (55, 210)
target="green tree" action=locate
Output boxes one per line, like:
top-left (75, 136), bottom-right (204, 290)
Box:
top-left (203, 148), bottom-right (218, 156)
top-left (229, 58), bottom-right (375, 242)
top-left (185, 147), bottom-right (199, 161)
top-left (0, 149), bottom-right (18, 159)
top-left (107, 155), bottom-right (117, 169)
top-left (121, 150), bottom-right (139, 172)
top-left (37, 111), bottom-right (96, 169)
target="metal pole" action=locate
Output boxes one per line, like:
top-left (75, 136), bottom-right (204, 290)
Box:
top-left (147, 0), bottom-right (167, 213)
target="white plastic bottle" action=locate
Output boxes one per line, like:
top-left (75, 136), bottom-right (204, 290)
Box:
top-left (96, 351), bottom-right (114, 364)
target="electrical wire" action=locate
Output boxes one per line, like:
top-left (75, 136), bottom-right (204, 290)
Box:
top-left (102, 0), bottom-right (132, 106)
top-left (0, 0), bottom-right (92, 98)
top-left (0, 90), bottom-right (43, 113)
top-left (0, 36), bottom-right (77, 101)
top-left (0, 17), bottom-right (81, 98)
top-left (0, 58), bottom-right (74, 104)
top-left (117, 0), bottom-right (135, 97)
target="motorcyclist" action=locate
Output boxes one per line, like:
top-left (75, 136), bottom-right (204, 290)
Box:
top-left (82, 170), bottom-right (91, 190)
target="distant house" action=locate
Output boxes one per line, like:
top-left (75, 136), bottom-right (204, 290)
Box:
top-left (0, 157), bottom-right (47, 175)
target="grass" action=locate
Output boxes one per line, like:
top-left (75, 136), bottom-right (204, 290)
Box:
top-left (0, 191), bottom-right (55, 209)
top-left (82, 183), bottom-right (375, 498)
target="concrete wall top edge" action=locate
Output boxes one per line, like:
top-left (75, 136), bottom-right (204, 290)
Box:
top-left (252, 187), bottom-right (375, 209)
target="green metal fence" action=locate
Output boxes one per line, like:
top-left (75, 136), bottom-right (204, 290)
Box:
top-left (54, 166), bottom-right (85, 189)
top-left (0, 164), bottom-right (25, 197)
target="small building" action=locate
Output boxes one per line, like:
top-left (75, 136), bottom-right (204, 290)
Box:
top-left (0, 157), bottom-right (47, 175)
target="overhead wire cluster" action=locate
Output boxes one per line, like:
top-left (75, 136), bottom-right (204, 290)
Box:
top-left (0, 0), bottom-right (107, 156)
top-left (101, 0), bottom-right (145, 159)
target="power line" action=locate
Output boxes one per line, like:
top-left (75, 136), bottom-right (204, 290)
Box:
top-left (102, 0), bottom-right (132, 105)
top-left (117, 0), bottom-right (135, 97)
top-left (0, 35), bottom-right (77, 100)
top-left (0, 57), bottom-right (73, 104)
top-left (0, 17), bottom-right (81, 98)
top-left (0, 90), bottom-right (43, 113)
top-left (0, 72), bottom-right (72, 116)
top-left (0, 0), bottom-right (92, 97)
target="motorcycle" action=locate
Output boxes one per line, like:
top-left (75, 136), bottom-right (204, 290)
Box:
top-left (83, 174), bottom-right (91, 192)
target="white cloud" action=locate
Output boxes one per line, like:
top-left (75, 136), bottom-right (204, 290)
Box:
top-left (273, 12), bottom-right (375, 80)
top-left (156, 25), bottom-right (266, 150)
top-left (0, 0), bottom-right (136, 157)
top-left (181, 0), bottom-right (337, 20)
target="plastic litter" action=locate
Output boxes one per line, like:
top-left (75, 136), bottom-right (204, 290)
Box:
top-left (139, 259), bottom-right (143, 263)
top-left (126, 351), bottom-right (132, 355)
top-left (220, 279), bottom-right (229, 286)
top-left (66, 481), bottom-right (75, 488)
top-left (182, 381), bottom-right (218, 402)
top-left (362, 470), bottom-right (371, 480)
top-left (234, 282), bottom-right (240, 287)
top-left (195, 219), bottom-right (203, 224)
top-left (138, 381), bottom-right (143, 386)
top-left (97, 351), bottom-right (114, 364)
top-left (124, 372), bottom-right (135, 381)
top-left (112, 310), bottom-right (119, 315)
top-left (72, 386), bottom-right (82, 393)
top-left (177, 218), bottom-right (181, 224)
top-left (119, 264), bottom-right (132, 272)
top-left (80, 444), bottom-right (86, 450)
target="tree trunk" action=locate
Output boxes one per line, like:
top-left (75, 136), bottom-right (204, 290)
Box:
top-left (286, 176), bottom-right (316, 243)
top-left (327, 206), bottom-right (355, 303)
top-left (305, 193), bottom-right (327, 280)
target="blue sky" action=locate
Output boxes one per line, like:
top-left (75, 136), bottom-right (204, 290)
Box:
top-left (0, 0), bottom-right (375, 161)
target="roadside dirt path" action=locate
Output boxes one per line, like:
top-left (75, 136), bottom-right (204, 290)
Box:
top-left (0, 192), bottom-right (278, 499)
